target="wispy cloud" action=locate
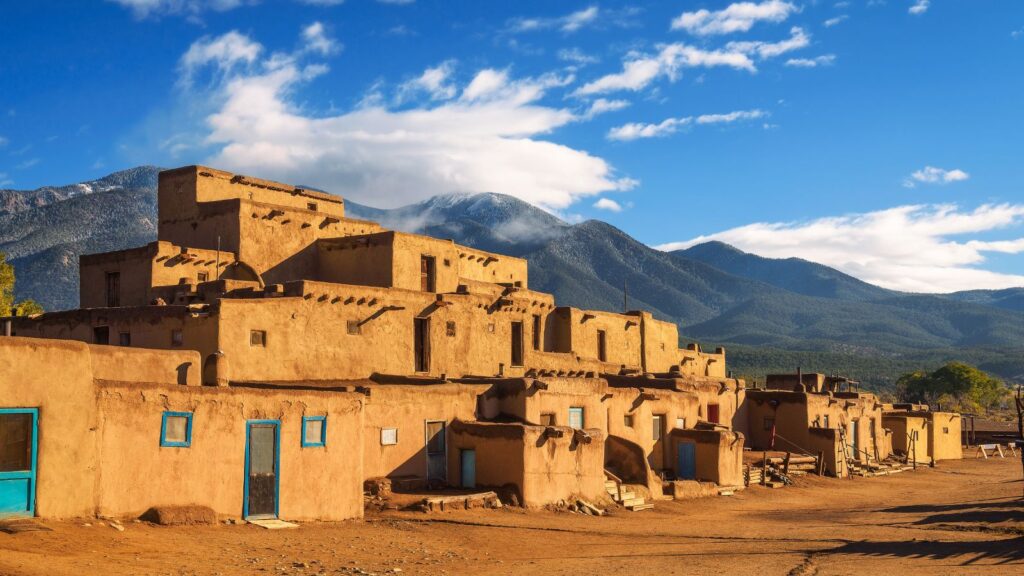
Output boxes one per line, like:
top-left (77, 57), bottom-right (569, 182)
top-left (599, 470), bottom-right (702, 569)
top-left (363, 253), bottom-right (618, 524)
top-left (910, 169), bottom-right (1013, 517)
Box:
top-left (909, 0), bottom-right (930, 15)
top-left (397, 60), bottom-right (457, 102)
top-left (657, 203), bottom-right (1024, 292)
top-left (574, 43), bottom-right (755, 96)
top-left (903, 166), bottom-right (970, 188)
top-left (558, 47), bottom-right (599, 66)
top-left (178, 30), bottom-right (262, 86)
top-left (585, 98), bottom-right (631, 118)
top-left (593, 198), bottom-right (623, 212)
top-left (726, 26), bottom-right (810, 60)
top-left (301, 22), bottom-right (341, 56)
top-left (110, 0), bottom-right (247, 20)
top-left (507, 6), bottom-right (600, 34)
top-left (671, 1), bottom-right (798, 36)
top-left (824, 15), bottom-right (848, 27)
top-left (785, 54), bottom-right (836, 67)
top-left (181, 27), bottom-right (634, 211)
top-left (607, 109), bottom-right (766, 141)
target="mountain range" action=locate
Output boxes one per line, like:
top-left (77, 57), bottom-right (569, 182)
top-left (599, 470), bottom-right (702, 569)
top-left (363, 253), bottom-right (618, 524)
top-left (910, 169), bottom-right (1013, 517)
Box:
top-left (3, 166), bottom-right (1023, 388)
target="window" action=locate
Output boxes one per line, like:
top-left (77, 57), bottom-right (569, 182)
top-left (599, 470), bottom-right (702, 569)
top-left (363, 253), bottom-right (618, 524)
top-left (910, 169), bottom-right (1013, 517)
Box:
top-left (707, 403), bottom-right (720, 424)
top-left (510, 321), bottom-right (524, 367)
top-left (161, 412), bottom-right (192, 447)
top-left (301, 416), bottom-right (327, 448)
top-left (823, 415), bottom-right (830, 429)
top-left (652, 414), bottom-right (665, 441)
top-left (675, 417), bottom-right (686, 429)
top-left (105, 272), bottom-right (120, 307)
top-left (568, 407), bottom-right (584, 430)
top-left (764, 417), bottom-right (775, 431)
top-left (0, 412), bottom-right (33, 473)
top-left (414, 317), bottom-right (430, 372)
top-left (943, 427), bottom-right (949, 434)
top-left (446, 321), bottom-right (456, 337)
top-left (532, 315), bottom-right (541, 351)
top-left (624, 414), bottom-right (634, 428)
top-left (250, 330), bottom-right (267, 347)
top-left (93, 326), bottom-right (110, 345)
top-left (197, 271), bottom-right (209, 283)
top-left (118, 332), bottom-right (131, 347)
top-left (307, 202), bottom-right (318, 211)
top-left (597, 330), bottom-right (607, 362)
top-left (347, 320), bottom-right (361, 335)
top-left (420, 255), bottom-right (436, 292)
top-left (381, 428), bottom-right (398, 446)
top-left (540, 413), bottom-right (556, 426)
top-left (171, 329), bottom-right (183, 347)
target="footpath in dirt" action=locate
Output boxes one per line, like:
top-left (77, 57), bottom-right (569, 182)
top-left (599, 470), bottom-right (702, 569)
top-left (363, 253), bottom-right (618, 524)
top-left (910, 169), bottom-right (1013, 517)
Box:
top-left (0, 458), bottom-right (1021, 576)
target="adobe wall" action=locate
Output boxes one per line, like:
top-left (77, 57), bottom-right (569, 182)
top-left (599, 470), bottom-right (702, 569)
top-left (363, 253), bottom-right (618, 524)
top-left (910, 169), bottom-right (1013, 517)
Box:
top-left (806, 428), bottom-right (843, 476)
top-left (0, 338), bottom-right (100, 518)
top-left (928, 412), bottom-right (962, 461)
top-left (745, 391), bottom-right (811, 453)
top-left (561, 307), bottom-right (644, 368)
top-left (360, 383), bottom-right (485, 481)
top-left (448, 421), bottom-right (606, 508)
top-left (667, 429), bottom-right (745, 486)
top-left (317, 235), bottom-right (395, 289)
top-left (484, 378), bottom-right (608, 428)
top-left (604, 386), bottom-right (700, 477)
top-left (638, 313), bottom-right (679, 373)
top-left (679, 344), bottom-right (727, 379)
top-left (80, 245), bottom-right (154, 309)
top-left (455, 245), bottom-right (528, 289)
top-left (88, 344), bottom-right (201, 387)
top-left (95, 382), bottom-right (364, 521)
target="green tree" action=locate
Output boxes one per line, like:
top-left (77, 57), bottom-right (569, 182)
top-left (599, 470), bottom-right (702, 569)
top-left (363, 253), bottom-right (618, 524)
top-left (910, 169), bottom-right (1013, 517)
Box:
top-left (0, 251), bottom-right (42, 317)
top-left (897, 362), bottom-right (1009, 413)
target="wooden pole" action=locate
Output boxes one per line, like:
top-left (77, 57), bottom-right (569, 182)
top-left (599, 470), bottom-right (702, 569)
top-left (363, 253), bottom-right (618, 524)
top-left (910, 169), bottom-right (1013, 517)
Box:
top-left (762, 451), bottom-right (767, 486)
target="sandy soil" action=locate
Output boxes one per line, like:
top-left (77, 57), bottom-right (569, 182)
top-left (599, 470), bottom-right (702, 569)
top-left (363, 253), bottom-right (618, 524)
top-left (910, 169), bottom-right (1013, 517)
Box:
top-left (1, 458), bottom-right (1021, 576)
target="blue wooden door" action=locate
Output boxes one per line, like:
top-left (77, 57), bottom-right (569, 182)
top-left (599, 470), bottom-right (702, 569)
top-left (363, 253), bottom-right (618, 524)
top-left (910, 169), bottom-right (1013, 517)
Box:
top-left (460, 449), bottom-right (476, 489)
top-left (677, 442), bottom-right (696, 480)
top-left (0, 409), bottom-right (38, 519)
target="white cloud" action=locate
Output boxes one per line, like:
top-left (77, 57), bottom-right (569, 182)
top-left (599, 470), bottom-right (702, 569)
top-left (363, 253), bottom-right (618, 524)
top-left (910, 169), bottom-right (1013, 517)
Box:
top-left (298, 0), bottom-right (345, 5)
top-left (183, 27), bottom-right (632, 211)
top-left (904, 166), bottom-right (970, 187)
top-left (672, 1), bottom-right (798, 36)
top-left (824, 15), bottom-right (848, 27)
top-left (785, 54), bottom-right (836, 67)
top-left (608, 109), bottom-right (765, 141)
top-left (398, 60), bottom-right (457, 102)
top-left (558, 48), bottom-right (599, 66)
top-left (585, 98), bottom-right (630, 118)
top-left (726, 26), bottom-right (810, 59)
top-left (508, 6), bottom-right (600, 34)
top-left (657, 203), bottom-right (1024, 292)
top-left (909, 0), bottom-right (930, 15)
top-left (110, 0), bottom-right (245, 19)
top-left (593, 198), bottom-right (623, 212)
top-left (574, 43), bottom-right (755, 96)
top-left (179, 31), bottom-right (262, 86)
top-left (301, 22), bottom-right (340, 56)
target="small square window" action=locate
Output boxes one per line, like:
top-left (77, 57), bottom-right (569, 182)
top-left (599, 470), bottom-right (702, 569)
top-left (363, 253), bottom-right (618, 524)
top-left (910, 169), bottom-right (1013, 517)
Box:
top-left (161, 412), bottom-right (192, 447)
top-left (302, 416), bottom-right (327, 447)
top-left (676, 417), bottom-right (686, 429)
top-left (197, 271), bottom-right (209, 283)
top-left (307, 202), bottom-right (318, 211)
top-left (763, 417), bottom-right (775, 431)
top-left (487, 323), bottom-right (495, 333)
top-left (119, 332), bottom-right (131, 347)
top-left (171, 329), bottom-right (183, 347)
top-left (94, 326), bottom-right (110, 345)
top-left (250, 330), bottom-right (267, 347)
top-left (381, 427), bottom-right (398, 446)
top-left (540, 413), bottom-right (556, 426)
top-left (943, 427), bottom-right (949, 434)
top-left (569, 407), bottom-right (584, 430)
top-left (347, 320), bottom-right (361, 335)
top-left (446, 321), bottom-right (456, 337)
top-left (624, 414), bottom-right (634, 427)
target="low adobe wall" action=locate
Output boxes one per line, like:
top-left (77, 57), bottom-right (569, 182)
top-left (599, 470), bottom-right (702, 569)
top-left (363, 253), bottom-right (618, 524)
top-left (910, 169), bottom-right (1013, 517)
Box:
top-left (96, 382), bottom-right (365, 521)
top-left (89, 344), bottom-right (201, 386)
top-left (448, 420), bottom-right (605, 508)
top-left (928, 412), bottom-right (963, 461)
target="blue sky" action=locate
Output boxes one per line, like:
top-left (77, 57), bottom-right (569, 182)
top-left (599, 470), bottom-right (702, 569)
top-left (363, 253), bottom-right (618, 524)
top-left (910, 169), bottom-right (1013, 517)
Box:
top-left (1, 1), bottom-right (1023, 292)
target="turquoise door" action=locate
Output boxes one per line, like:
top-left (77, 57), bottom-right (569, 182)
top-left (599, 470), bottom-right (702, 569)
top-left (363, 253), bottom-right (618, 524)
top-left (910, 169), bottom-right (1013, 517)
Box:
top-left (0, 409), bottom-right (38, 519)
top-left (460, 449), bottom-right (476, 489)
top-left (677, 442), bottom-right (696, 480)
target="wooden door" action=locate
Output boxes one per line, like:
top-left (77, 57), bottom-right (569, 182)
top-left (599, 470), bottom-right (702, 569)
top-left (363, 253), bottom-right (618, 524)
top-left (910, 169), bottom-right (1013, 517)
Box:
top-left (425, 421), bottom-right (446, 484)
top-left (245, 421), bottom-right (279, 519)
top-left (414, 318), bottom-right (430, 373)
top-left (510, 321), bottom-right (524, 366)
top-left (460, 449), bottom-right (476, 489)
top-left (677, 443), bottom-right (696, 480)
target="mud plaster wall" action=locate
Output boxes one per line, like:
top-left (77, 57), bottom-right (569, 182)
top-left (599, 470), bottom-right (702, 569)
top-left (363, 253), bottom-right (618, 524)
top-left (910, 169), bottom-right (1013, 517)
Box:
top-left (806, 428), bottom-right (842, 476)
top-left (316, 236), bottom-right (395, 289)
top-left (492, 378), bottom-right (608, 428)
top-left (89, 345), bottom-right (201, 386)
top-left (446, 426), bottom-right (525, 494)
top-left (80, 245), bottom-right (154, 309)
top-left (605, 388), bottom-right (699, 475)
top-left (95, 382), bottom-right (364, 521)
top-left (884, 415), bottom-right (930, 464)
top-left (566, 308), bottom-right (643, 368)
top-left (0, 338), bottom-right (100, 518)
top-left (361, 384), bottom-right (485, 480)
top-left (639, 313), bottom-right (679, 373)
top-left (929, 412), bottom-right (962, 461)
top-left (668, 430), bottom-right (745, 486)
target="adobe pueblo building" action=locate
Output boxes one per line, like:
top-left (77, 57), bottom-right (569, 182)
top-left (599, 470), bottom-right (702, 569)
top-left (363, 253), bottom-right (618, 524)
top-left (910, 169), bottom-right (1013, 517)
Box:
top-left (0, 166), bottom-right (960, 523)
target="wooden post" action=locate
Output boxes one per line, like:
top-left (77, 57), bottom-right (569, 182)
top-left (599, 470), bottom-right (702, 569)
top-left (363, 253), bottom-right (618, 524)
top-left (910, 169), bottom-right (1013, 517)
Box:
top-left (762, 451), bottom-right (767, 486)
top-left (784, 451), bottom-right (791, 475)
top-left (912, 433), bottom-right (917, 470)
top-left (817, 451), bottom-right (824, 476)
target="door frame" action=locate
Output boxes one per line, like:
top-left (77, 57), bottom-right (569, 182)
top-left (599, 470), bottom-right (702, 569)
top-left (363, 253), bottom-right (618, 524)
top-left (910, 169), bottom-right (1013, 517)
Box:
top-left (676, 441), bottom-right (696, 480)
top-left (460, 449), bottom-right (476, 489)
top-left (424, 420), bottom-right (447, 482)
top-left (243, 419), bottom-right (281, 520)
top-left (0, 408), bottom-right (38, 519)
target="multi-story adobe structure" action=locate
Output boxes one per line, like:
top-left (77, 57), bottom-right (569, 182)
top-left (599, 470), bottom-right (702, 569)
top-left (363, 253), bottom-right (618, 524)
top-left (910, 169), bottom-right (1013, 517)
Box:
top-left (0, 166), bottom-right (746, 522)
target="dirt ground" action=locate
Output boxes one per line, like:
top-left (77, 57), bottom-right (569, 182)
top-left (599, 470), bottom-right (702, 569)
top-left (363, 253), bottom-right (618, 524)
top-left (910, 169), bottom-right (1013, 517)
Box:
top-left (1, 457), bottom-right (1021, 576)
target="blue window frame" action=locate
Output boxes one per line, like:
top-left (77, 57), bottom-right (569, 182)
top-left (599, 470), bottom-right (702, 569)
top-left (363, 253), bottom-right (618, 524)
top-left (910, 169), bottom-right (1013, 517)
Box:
top-left (160, 411), bottom-right (193, 447)
top-left (301, 416), bottom-right (327, 448)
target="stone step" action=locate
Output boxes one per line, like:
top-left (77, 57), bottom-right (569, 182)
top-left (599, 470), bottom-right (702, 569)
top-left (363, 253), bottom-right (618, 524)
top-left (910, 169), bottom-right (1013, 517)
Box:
top-left (622, 497), bottom-right (645, 507)
top-left (627, 503), bottom-right (655, 512)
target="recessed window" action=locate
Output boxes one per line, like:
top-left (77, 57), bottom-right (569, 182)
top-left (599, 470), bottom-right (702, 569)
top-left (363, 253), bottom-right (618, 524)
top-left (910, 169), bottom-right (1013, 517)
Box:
top-left (105, 272), bottom-right (120, 307)
top-left (171, 329), bottom-right (183, 347)
top-left (93, 326), bottom-right (110, 345)
top-left (652, 414), bottom-right (665, 441)
top-left (161, 412), bottom-right (192, 448)
top-left (446, 321), bottom-right (456, 337)
top-left (307, 202), bottom-right (318, 212)
top-left (250, 330), bottom-right (267, 347)
top-left (381, 427), bottom-right (398, 446)
top-left (624, 414), bottom-right (634, 427)
top-left (675, 417), bottom-right (686, 429)
top-left (347, 320), bottom-right (361, 335)
top-left (532, 315), bottom-right (541, 351)
top-left (302, 416), bottom-right (327, 448)
top-left (540, 413), bottom-right (556, 426)
top-left (597, 330), bottom-right (607, 362)
top-left (823, 415), bottom-right (830, 429)
top-left (569, 407), bottom-right (584, 430)
top-left (943, 427), bottom-right (949, 434)
top-left (119, 332), bottom-right (131, 347)
top-left (197, 271), bottom-right (209, 283)
top-left (764, 417), bottom-right (775, 431)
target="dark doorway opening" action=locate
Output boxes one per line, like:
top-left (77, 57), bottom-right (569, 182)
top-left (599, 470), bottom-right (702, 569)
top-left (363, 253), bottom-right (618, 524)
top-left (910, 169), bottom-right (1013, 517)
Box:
top-left (511, 321), bottom-right (524, 366)
top-left (414, 317), bottom-right (430, 373)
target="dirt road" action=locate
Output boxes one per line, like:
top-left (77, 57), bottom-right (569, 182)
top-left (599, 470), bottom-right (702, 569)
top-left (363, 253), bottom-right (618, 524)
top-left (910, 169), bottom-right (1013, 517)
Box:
top-left (1, 458), bottom-right (1021, 576)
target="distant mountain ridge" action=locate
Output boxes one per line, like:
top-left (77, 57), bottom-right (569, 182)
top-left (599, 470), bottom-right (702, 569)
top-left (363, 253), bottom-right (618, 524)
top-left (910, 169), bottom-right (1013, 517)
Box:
top-left (4, 166), bottom-right (1023, 386)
